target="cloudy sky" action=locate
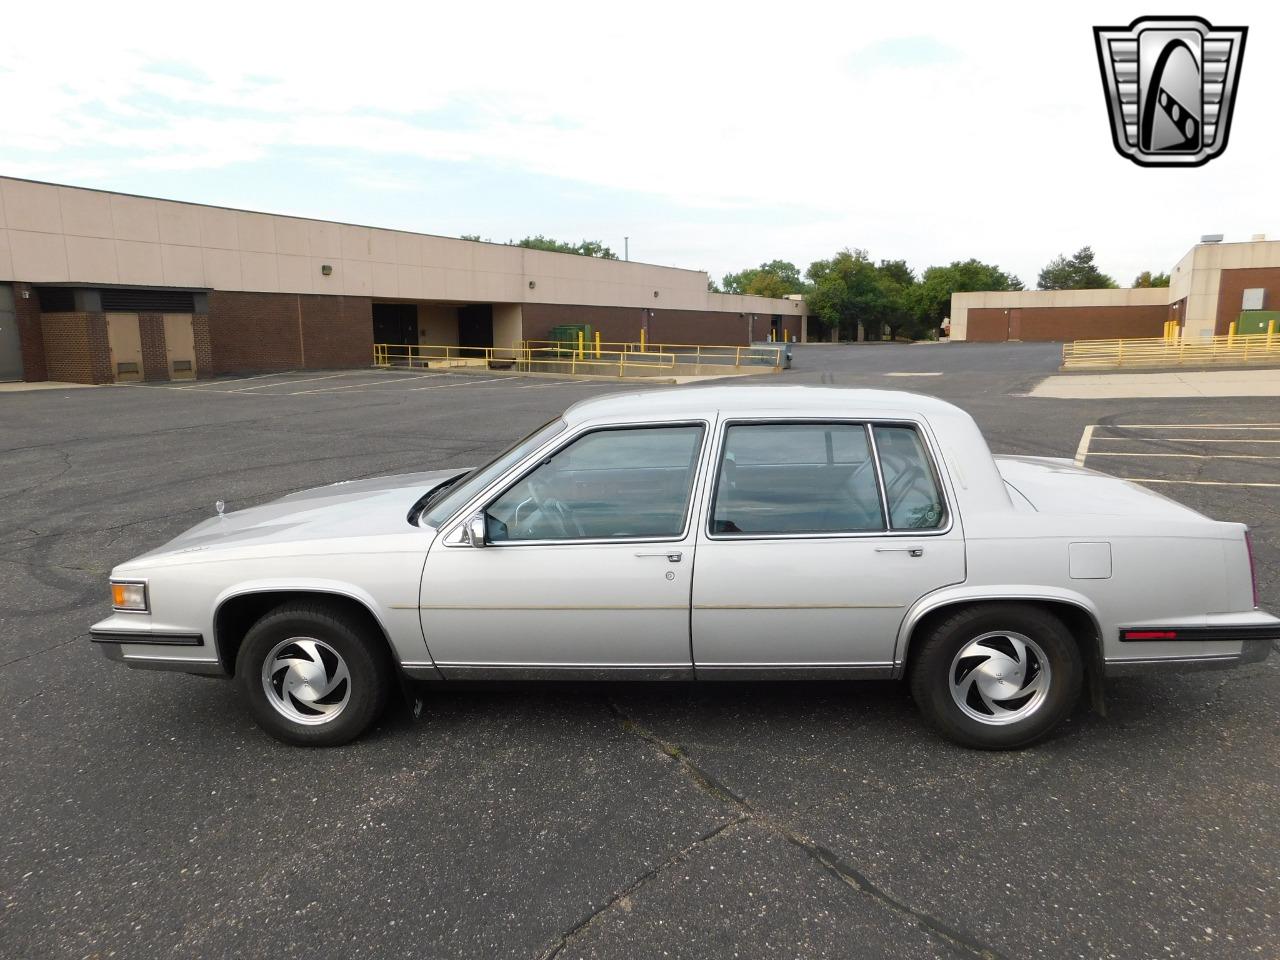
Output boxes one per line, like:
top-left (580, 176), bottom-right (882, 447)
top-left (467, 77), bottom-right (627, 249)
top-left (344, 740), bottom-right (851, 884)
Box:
top-left (2, 1), bottom-right (1275, 287)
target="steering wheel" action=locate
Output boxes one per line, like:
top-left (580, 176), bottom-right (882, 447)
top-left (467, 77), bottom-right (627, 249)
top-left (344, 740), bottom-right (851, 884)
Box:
top-left (525, 473), bottom-right (585, 538)
top-left (879, 450), bottom-right (935, 527)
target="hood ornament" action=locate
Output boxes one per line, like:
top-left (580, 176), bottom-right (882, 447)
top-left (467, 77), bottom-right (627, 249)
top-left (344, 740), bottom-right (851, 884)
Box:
top-left (215, 499), bottom-right (226, 518)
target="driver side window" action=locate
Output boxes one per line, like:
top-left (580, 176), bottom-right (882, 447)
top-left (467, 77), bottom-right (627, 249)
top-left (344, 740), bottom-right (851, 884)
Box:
top-left (486, 425), bottom-right (705, 542)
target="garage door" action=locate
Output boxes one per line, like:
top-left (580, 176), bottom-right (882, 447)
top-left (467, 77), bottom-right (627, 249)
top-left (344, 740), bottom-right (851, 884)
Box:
top-left (0, 285), bottom-right (21, 381)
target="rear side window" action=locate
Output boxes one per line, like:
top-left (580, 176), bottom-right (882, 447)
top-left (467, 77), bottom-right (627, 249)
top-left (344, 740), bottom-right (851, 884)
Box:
top-left (873, 425), bottom-right (946, 529)
top-left (711, 423), bottom-right (884, 535)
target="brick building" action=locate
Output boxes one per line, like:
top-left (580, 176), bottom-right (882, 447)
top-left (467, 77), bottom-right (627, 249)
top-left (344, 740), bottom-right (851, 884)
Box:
top-left (0, 177), bottom-right (807, 384)
top-left (951, 236), bottom-right (1280, 342)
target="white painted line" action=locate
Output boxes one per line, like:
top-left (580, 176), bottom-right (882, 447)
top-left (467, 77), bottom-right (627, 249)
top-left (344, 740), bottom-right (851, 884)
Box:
top-left (1087, 452), bottom-right (1280, 459)
top-left (1092, 437), bottom-right (1280, 444)
top-left (408, 377), bottom-right (507, 391)
top-left (170, 371), bottom-right (297, 390)
top-left (518, 380), bottom-right (592, 388)
top-left (1108, 423), bottom-right (1280, 429)
top-left (883, 372), bottom-right (943, 377)
top-left (289, 373), bottom-right (448, 395)
top-left (1074, 424), bottom-right (1095, 466)
top-left (229, 372), bottom-right (352, 392)
top-left (1130, 478), bottom-right (1280, 488)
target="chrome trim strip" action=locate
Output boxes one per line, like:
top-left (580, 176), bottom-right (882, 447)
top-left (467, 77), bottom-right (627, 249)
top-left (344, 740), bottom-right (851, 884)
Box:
top-left (91, 629), bottom-right (203, 646)
top-left (696, 663), bottom-right (896, 680)
top-left (695, 602), bottom-right (903, 610)
top-left (116, 653), bottom-right (225, 676)
top-left (417, 603), bottom-right (688, 611)
top-left (1103, 653), bottom-right (1244, 676)
top-left (437, 663), bottom-right (694, 681)
top-left (865, 422), bottom-right (893, 529)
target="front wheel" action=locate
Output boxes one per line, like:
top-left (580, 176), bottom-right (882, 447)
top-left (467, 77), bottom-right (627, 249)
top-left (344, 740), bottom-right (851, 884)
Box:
top-left (237, 602), bottom-right (393, 747)
top-left (909, 604), bottom-right (1082, 749)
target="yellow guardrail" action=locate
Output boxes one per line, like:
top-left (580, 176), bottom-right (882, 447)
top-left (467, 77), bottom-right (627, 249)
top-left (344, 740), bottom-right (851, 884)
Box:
top-left (522, 339), bottom-right (784, 370)
top-left (1063, 327), bottom-right (1280, 369)
top-left (373, 343), bottom-right (678, 377)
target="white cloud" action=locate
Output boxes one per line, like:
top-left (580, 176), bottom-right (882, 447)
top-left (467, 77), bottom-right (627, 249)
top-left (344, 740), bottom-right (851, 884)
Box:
top-left (1, 0), bottom-right (1276, 284)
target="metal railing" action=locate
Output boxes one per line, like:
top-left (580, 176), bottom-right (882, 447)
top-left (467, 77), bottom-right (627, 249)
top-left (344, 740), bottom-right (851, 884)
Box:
top-left (1063, 330), bottom-right (1280, 369)
top-left (373, 343), bottom-right (677, 377)
top-left (522, 339), bottom-right (785, 370)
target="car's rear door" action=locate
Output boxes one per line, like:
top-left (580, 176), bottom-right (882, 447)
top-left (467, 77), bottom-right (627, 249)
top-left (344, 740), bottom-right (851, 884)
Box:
top-left (690, 417), bottom-right (965, 675)
top-left (419, 422), bottom-right (709, 677)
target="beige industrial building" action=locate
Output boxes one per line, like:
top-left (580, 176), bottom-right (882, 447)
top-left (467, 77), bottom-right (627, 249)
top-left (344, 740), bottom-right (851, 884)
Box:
top-left (951, 237), bottom-right (1280, 342)
top-left (0, 176), bottom-right (807, 383)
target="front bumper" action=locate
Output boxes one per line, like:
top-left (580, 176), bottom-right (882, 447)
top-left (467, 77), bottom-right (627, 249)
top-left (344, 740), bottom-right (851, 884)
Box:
top-left (91, 615), bottom-right (226, 676)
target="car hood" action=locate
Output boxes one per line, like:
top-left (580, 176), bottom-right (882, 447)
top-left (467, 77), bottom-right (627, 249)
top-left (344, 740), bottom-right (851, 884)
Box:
top-left (126, 469), bottom-right (468, 564)
top-left (995, 455), bottom-right (1208, 520)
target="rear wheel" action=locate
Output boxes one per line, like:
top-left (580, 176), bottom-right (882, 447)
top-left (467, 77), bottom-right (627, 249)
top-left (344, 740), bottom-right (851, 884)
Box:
top-left (237, 602), bottom-right (393, 747)
top-left (909, 604), bottom-right (1082, 749)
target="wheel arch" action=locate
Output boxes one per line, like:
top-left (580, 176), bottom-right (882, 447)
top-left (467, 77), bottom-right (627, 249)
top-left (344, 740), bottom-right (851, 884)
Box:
top-left (213, 586), bottom-right (400, 679)
top-left (896, 589), bottom-right (1106, 711)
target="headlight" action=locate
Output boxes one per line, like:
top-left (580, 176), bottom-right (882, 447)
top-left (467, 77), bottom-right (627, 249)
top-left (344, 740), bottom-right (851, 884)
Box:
top-left (110, 580), bottom-right (149, 612)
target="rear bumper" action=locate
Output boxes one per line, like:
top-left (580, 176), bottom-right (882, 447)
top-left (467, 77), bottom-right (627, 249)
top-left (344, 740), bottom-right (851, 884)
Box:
top-left (1105, 616), bottom-right (1279, 676)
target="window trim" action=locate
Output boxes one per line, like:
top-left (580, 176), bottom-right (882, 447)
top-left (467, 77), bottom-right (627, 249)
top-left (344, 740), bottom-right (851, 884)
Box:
top-left (446, 419), bottom-right (712, 548)
top-left (703, 417), bottom-right (953, 542)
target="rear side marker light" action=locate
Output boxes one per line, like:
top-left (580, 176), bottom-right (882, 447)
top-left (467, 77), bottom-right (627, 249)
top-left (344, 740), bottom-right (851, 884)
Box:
top-left (1122, 630), bottom-right (1178, 641)
top-left (1245, 529), bottom-right (1259, 609)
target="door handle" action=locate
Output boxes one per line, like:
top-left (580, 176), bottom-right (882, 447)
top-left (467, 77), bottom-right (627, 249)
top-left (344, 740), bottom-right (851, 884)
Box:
top-left (876, 546), bottom-right (923, 557)
top-left (635, 551), bottom-right (682, 562)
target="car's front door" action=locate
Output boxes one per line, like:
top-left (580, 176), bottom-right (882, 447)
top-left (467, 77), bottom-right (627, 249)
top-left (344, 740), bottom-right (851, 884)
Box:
top-left (419, 422), bottom-right (708, 678)
top-left (691, 419), bottom-right (965, 675)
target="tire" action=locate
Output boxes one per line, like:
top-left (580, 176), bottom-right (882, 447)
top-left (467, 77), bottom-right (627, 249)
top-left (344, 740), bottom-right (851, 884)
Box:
top-left (236, 602), bottom-right (394, 747)
top-left (909, 603), bottom-right (1082, 749)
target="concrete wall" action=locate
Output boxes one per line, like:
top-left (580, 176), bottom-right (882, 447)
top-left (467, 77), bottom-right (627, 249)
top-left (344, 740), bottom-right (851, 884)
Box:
top-left (0, 177), bottom-right (803, 320)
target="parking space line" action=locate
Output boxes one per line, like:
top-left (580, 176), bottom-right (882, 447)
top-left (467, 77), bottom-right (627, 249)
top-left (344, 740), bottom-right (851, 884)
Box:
top-left (1114, 423), bottom-right (1280, 429)
top-left (408, 377), bottom-right (508, 391)
top-left (289, 373), bottom-right (450, 395)
top-left (1090, 440), bottom-right (1280, 448)
top-left (1074, 424), bottom-right (1095, 466)
top-left (169, 372), bottom-right (299, 390)
top-left (1131, 479), bottom-right (1280, 488)
top-left (1086, 452), bottom-right (1280, 459)
top-left (229, 372), bottom-right (352, 392)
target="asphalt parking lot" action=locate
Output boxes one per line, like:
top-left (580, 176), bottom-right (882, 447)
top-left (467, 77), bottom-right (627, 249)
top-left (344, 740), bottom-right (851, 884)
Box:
top-left (2, 342), bottom-right (1277, 960)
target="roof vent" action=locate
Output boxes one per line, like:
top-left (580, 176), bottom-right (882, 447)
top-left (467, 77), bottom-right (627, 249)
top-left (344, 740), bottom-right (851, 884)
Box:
top-left (1252, 233), bottom-right (1267, 241)
top-left (1201, 233), bottom-right (1224, 243)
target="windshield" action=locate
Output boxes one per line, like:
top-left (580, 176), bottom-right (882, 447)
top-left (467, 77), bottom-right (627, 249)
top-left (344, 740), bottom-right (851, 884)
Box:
top-left (419, 418), bottom-right (567, 528)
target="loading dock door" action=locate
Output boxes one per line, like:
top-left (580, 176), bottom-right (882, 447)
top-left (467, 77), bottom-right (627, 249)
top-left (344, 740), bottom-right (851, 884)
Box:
top-left (458, 304), bottom-right (493, 357)
top-left (0, 286), bottom-right (21, 381)
top-left (106, 313), bottom-right (144, 382)
top-left (163, 313), bottom-right (197, 380)
top-left (372, 303), bottom-right (418, 346)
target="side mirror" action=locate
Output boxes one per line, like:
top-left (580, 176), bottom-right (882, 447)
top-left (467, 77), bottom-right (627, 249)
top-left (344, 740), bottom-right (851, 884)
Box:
top-left (464, 513), bottom-right (488, 548)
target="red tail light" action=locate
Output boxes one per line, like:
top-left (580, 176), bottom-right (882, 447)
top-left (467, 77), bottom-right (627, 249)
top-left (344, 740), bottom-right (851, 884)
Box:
top-left (1246, 529), bottom-right (1259, 608)
top-left (1122, 630), bottom-right (1178, 640)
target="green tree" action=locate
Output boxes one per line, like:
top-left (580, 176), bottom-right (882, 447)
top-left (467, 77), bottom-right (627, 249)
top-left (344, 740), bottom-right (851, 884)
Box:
top-left (506, 235), bottom-right (620, 259)
top-left (1132, 270), bottom-right (1171, 288)
top-left (1037, 246), bottom-right (1117, 290)
top-left (804, 249), bottom-right (889, 340)
top-left (720, 260), bottom-right (804, 298)
top-left (876, 259), bottom-right (919, 340)
top-left (915, 259), bottom-right (1023, 330)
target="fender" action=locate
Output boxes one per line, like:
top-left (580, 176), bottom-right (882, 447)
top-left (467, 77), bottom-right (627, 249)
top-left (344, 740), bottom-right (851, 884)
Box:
top-left (892, 583), bottom-right (1106, 675)
top-left (210, 577), bottom-right (436, 673)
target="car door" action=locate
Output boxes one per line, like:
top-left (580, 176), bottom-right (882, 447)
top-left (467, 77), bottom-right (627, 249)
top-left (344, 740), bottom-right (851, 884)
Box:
top-left (691, 418), bottom-right (965, 675)
top-left (419, 422), bottom-right (709, 678)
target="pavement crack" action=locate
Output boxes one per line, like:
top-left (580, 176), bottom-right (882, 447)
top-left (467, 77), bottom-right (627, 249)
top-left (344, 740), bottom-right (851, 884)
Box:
top-left (536, 816), bottom-right (747, 960)
top-left (606, 700), bottom-right (1010, 960)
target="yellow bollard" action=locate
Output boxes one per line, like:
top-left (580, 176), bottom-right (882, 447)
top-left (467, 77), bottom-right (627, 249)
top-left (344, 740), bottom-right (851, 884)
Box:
top-left (594, 331), bottom-right (601, 359)
top-left (577, 329), bottom-right (585, 359)
top-left (1269, 319), bottom-right (1277, 353)
top-left (640, 327), bottom-right (647, 352)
